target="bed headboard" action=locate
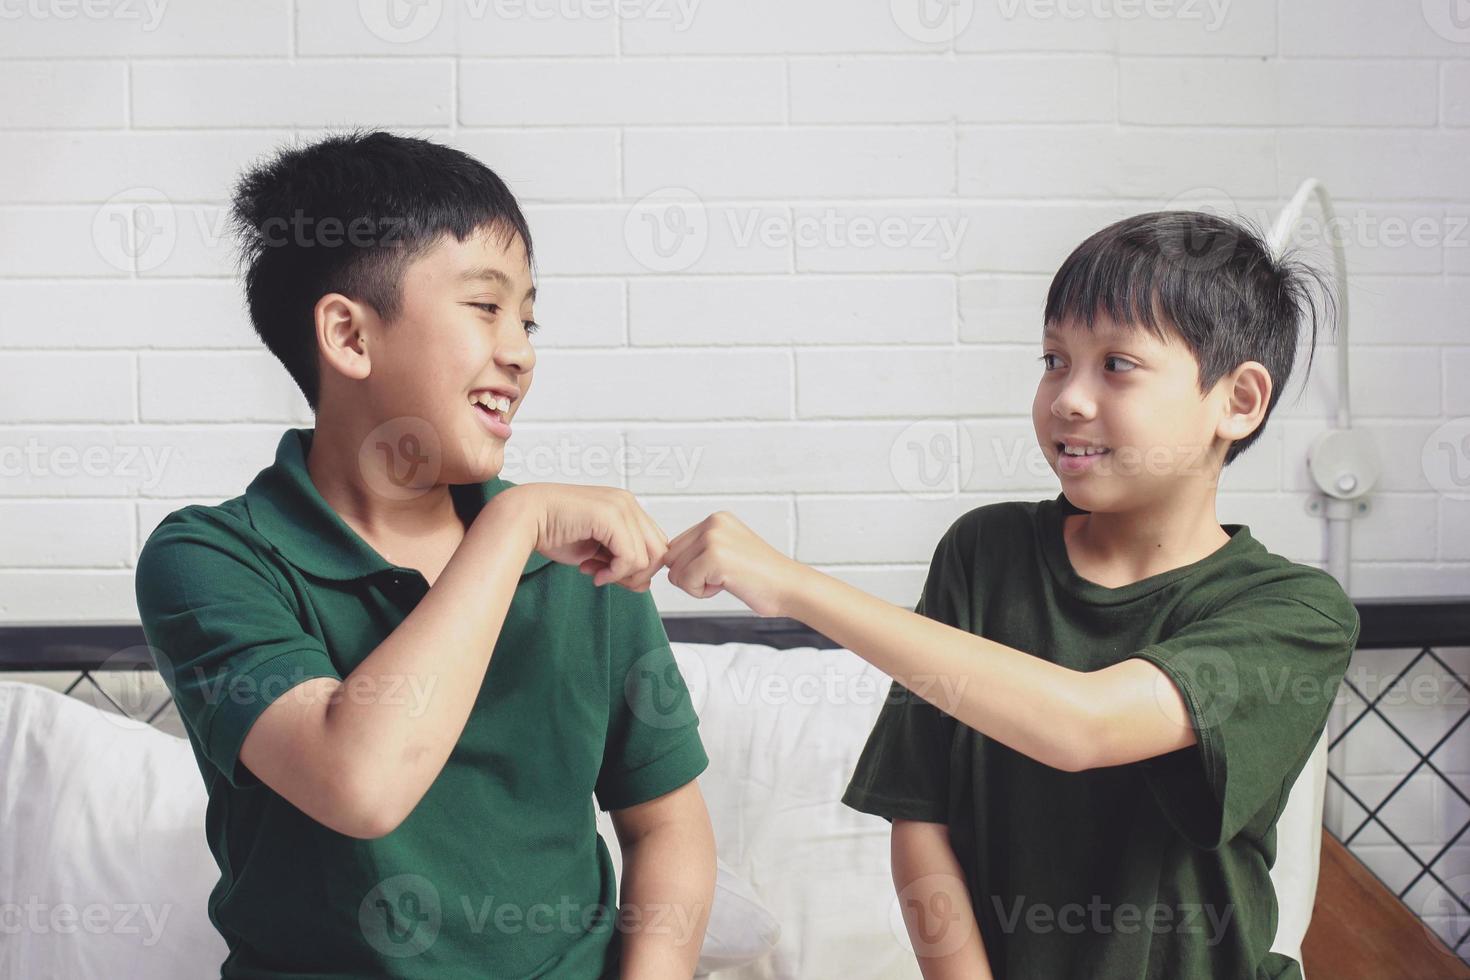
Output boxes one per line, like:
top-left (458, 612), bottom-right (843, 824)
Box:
top-left (4, 595), bottom-right (1468, 671)
top-left (6, 594), bottom-right (1469, 672)
top-left (0, 615), bottom-right (841, 674)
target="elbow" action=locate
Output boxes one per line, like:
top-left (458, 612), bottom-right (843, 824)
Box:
top-left (1051, 739), bottom-right (1095, 774)
top-left (350, 817), bottom-right (404, 842)
top-left (340, 803), bottom-right (408, 841)
top-left (1048, 684), bottom-right (1106, 773)
top-left (330, 763), bottom-right (416, 840)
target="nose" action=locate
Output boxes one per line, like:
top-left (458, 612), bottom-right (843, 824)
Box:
top-left (1051, 373), bottom-right (1097, 422)
top-left (495, 323), bottom-right (535, 376)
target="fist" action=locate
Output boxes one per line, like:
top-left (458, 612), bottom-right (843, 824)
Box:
top-left (662, 511), bottom-right (800, 618)
top-left (498, 483), bottom-right (668, 591)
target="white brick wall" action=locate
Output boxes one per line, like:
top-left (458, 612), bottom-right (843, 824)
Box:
top-left (0, 0), bottom-right (1465, 622)
top-left (0, 0), bottom-right (1468, 949)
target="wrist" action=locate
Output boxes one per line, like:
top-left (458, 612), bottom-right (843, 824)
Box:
top-left (479, 485), bottom-right (540, 556)
top-left (771, 554), bottom-right (819, 621)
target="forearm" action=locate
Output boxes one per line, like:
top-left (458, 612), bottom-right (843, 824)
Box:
top-left (780, 564), bottom-right (1197, 769)
top-left (323, 489), bottom-right (537, 821)
top-left (892, 820), bottom-right (992, 980)
top-left (782, 564), bottom-right (1100, 770)
top-left (617, 819), bottom-right (717, 978)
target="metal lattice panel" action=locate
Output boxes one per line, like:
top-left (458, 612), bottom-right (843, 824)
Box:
top-left (1326, 644), bottom-right (1470, 963)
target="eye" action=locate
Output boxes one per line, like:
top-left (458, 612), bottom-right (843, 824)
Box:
top-left (471, 302), bottom-right (500, 315)
top-left (1038, 353), bottom-right (1059, 370)
top-left (523, 320), bottom-right (540, 336)
top-left (1105, 356), bottom-right (1136, 373)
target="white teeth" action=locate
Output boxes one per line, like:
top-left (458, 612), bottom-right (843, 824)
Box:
top-left (471, 392), bottom-right (511, 414)
top-left (1062, 445), bottom-right (1108, 456)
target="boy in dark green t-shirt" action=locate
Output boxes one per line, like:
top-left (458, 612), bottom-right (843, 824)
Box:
top-left (657, 211), bottom-right (1359, 979)
top-left (134, 131), bottom-right (714, 978)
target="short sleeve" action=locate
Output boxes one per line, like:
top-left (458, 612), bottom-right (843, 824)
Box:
top-left (841, 514), bottom-right (976, 824)
top-left (1132, 580), bottom-right (1360, 850)
top-left (595, 585), bottom-right (709, 812)
top-left (134, 512), bottom-right (343, 789)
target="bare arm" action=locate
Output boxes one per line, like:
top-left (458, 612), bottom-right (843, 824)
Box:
top-left (662, 513), bottom-right (1196, 773)
top-left (240, 484), bottom-right (668, 838)
top-left (611, 781), bottom-right (717, 978)
top-left (783, 565), bottom-right (1196, 771)
top-left (891, 820), bottom-right (992, 980)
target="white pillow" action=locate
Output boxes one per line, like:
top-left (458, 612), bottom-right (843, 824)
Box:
top-left (670, 643), bottom-right (921, 980)
top-left (0, 680), bottom-right (778, 978)
top-left (0, 680), bottom-right (227, 980)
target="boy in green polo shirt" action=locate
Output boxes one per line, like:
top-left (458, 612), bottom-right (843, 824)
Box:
top-left (134, 130), bottom-right (714, 979)
top-left (658, 211), bottom-right (1360, 979)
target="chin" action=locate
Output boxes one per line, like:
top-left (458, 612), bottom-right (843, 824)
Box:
top-left (454, 433), bottom-right (505, 483)
top-left (472, 448), bottom-right (506, 483)
top-left (1058, 481), bottom-right (1106, 509)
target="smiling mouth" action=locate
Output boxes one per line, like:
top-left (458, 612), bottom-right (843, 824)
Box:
top-left (473, 401), bottom-right (507, 424)
top-left (1057, 443), bottom-right (1111, 457)
top-left (469, 391), bottom-right (513, 424)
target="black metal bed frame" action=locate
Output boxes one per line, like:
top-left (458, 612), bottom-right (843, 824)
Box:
top-left (2, 599), bottom-right (1468, 959)
top-left (0, 615), bottom-right (845, 725)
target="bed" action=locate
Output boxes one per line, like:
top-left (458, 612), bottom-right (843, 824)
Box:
top-left (0, 615), bottom-right (1327, 979)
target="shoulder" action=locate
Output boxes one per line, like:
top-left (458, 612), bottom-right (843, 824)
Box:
top-left (1217, 540), bottom-right (1361, 646)
top-left (140, 495), bottom-right (256, 555)
top-left (1270, 561), bottom-right (1361, 643)
top-left (136, 496), bottom-right (276, 592)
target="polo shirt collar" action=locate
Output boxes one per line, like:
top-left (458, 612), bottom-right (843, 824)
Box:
top-left (246, 426), bottom-right (551, 581)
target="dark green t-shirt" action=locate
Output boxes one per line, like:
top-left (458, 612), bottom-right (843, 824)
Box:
top-left (842, 492), bottom-right (1360, 980)
top-left (134, 427), bottom-right (708, 979)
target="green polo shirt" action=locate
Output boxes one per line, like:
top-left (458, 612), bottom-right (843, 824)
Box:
top-left (842, 492), bottom-right (1360, 980)
top-left (133, 426), bottom-right (708, 979)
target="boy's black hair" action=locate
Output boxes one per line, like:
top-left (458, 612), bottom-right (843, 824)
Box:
top-left (228, 128), bottom-right (534, 413)
top-left (1043, 209), bottom-right (1334, 467)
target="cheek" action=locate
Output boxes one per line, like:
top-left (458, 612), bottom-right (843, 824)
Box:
top-left (1031, 383), bottom-right (1051, 419)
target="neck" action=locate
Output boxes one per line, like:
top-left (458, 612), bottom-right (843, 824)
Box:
top-left (1066, 483), bottom-right (1231, 582)
top-left (304, 413), bottom-right (459, 540)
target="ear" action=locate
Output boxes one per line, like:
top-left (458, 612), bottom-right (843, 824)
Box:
top-left (1216, 360), bottom-right (1272, 443)
top-left (315, 292), bottom-right (373, 383)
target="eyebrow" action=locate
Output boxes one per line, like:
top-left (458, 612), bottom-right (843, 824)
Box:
top-left (1043, 322), bottom-right (1131, 341)
top-left (458, 266), bottom-right (536, 302)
